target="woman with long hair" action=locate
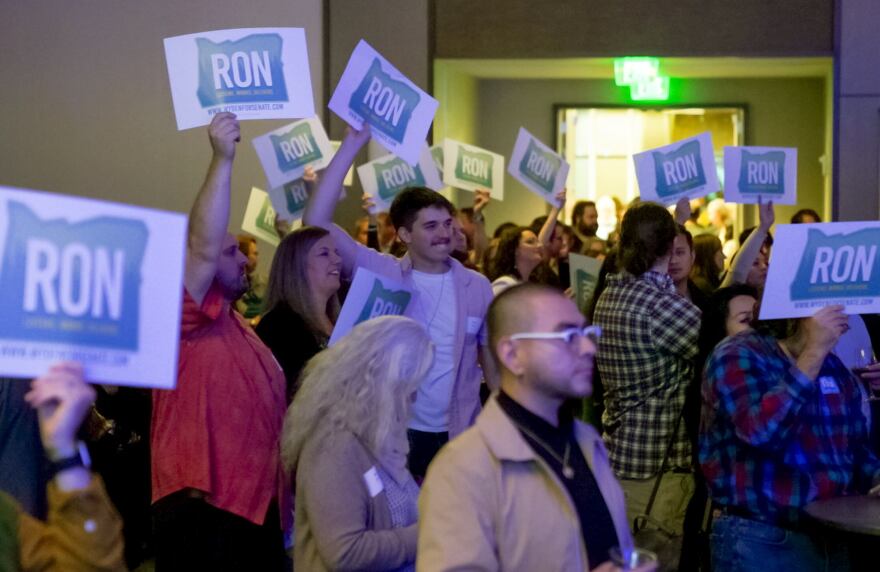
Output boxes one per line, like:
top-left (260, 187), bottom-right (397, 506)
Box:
top-left (256, 226), bottom-right (342, 402)
top-left (487, 226), bottom-right (543, 295)
top-left (282, 316), bottom-right (434, 572)
top-left (690, 234), bottom-right (725, 295)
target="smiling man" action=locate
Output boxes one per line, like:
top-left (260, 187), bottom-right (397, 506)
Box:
top-left (418, 284), bottom-right (643, 572)
top-left (304, 127), bottom-right (495, 480)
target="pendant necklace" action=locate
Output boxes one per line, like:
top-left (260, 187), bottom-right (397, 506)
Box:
top-left (513, 423), bottom-right (575, 479)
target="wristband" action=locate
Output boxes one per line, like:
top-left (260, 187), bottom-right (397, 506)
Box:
top-left (47, 441), bottom-right (91, 477)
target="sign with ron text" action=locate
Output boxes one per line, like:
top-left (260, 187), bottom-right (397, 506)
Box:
top-left (329, 267), bottom-right (415, 345)
top-left (442, 139), bottom-right (505, 200)
top-left (242, 187), bottom-right (280, 246)
top-left (0, 186), bottom-right (186, 389)
top-left (328, 39), bottom-right (438, 165)
top-left (759, 222), bottom-right (880, 319)
top-left (252, 117), bottom-right (334, 190)
top-left (723, 146), bottom-right (797, 205)
top-left (508, 128), bottom-right (568, 207)
top-left (633, 132), bottom-right (719, 205)
top-left (164, 27), bottom-right (314, 130)
top-left (357, 146), bottom-right (443, 213)
top-left (568, 253), bottom-right (603, 311)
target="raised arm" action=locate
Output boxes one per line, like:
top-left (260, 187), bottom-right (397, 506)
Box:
top-left (471, 190), bottom-right (490, 266)
top-left (304, 125), bottom-right (371, 230)
top-left (722, 199), bottom-right (774, 287)
top-left (538, 189), bottom-right (567, 251)
top-left (184, 112), bottom-right (240, 305)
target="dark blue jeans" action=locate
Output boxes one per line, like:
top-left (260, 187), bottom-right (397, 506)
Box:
top-left (710, 514), bottom-right (850, 572)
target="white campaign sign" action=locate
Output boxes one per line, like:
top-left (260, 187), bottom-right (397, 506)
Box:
top-left (241, 187), bottom-right (280, 246)
top-left (0, 186), bottom-right (186, 389)
top-left (633, 132), bottom-right (719, 205)
top-left (357, 146), bottom-right (443, 213)
top-left (329, 267), bottom-right (415, 346)
top-left (328, 39), bottom-right (438, 165)
top-left (164, 27), bottom-right (314, 130)
top-left (759, 222), bottom-right (880, 319)
top-left (252, 117), bottom-right (334, 190)
top-left (508, 128), bottom-right (568, 207)
top-left (430, 144), bottom-right (444, 174)
top-left (568, 253), bottom-right (603, 311)
top-left (442, 139), bottom-right (505, 200)
top-left (723, 146), bottom-right (798, 205)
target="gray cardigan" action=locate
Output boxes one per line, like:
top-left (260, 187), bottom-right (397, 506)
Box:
top-left (294, 430), bottom-right (417, 571)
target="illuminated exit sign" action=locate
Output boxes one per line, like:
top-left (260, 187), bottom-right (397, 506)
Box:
top-left (613, 57), bottom-right (670, 101)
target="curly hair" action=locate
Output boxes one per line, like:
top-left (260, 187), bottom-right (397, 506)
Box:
top-left (487, 226), bottom-right (531, 282)
top-left (618, 202), bottom-right (676, 276)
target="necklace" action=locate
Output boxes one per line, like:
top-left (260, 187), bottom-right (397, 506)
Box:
top-left (417, 271), bottom-right (447, 329)
top-left (512, 422), bottom-right (575, 479)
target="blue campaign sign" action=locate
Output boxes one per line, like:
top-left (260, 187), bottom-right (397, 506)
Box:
top-left (270, 122), bottom-right (322, 173)
top-left (253, 117), bottom-right (334, 190)
top-left (0, 186), bottom-right (187, 388)
top-left (633, 132), bottom-right (719, 205)
top-left (759, 222), bottom-right (880, 319)
top-left (356, 279), bottom-right (413, 323)
top-left (520, 140), bottom-right (562, 194)
top-left (356, 146), bottom-right (444, 213)
top-left (329, 267), bottom-right (415, 346)
top-left (328, 39), bottom-right (438, 165)
top-left (723, 146), bottom-right (798, 205)
top-left (508, 128), bottom-right (568, 207)
top-left (374, 157), bottom-right (428, 201)
top-left (165, 28), bottom-right (314, 130)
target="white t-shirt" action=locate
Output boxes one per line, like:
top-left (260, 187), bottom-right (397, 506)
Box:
top-left (409, 269), bottom-right (457, 432)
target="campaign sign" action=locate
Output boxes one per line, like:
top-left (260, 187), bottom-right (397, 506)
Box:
top-left (508, 128), bottom-right (568, 207)
top-left (568, 253), bottom-right (603, 311)
top-left (0, 186), bottom-right (186, 389)
top-left (329, 267), bottom-right (415, 346)
top-left (430, 144), bottom-right (444, 173)
top-left (442, 139), bottom-right (505, 200)
top-left (356, 146), bottom-right (443, 213)
top-left (723, 146), bottom-right (797, 205)
top-left (242, 187), bottom-right (280, 246)
top-left (329, 141), bottom-right (355, 186)
top-left (267, 179), bottom-right (310, 223)
top-left (328, 39), bottom-right (438, 165)
top-left (252, 117), bottom-right (334, 189)
top-left (759, 222), bottom-right (880, 319)
top-left (633, 132), bottom-right (719, 205)
top-left (164, 27), bottom-right (314, 130)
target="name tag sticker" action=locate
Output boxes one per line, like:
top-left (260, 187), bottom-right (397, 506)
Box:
top-left (363, 466), bottom-right (384, 498)
top-left (819, 376), bottom-right (840, 395)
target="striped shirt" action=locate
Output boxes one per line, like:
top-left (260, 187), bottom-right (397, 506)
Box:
top-left (593, 271), bottom-right (701, 479)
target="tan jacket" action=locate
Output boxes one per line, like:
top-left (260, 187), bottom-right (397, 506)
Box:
top-left (417, 397), bottom-right (633, 572)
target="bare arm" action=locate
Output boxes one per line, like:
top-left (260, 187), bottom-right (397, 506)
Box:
top-left (538, 189), bottom-right (567, 250)
top-left (722, 199), bottom-right (774, 287)
top-left (471, 190), bottom-right (490, 266)
top-left (184, 112), bottom-right (240, 305)
top-left (304, 125), bottom-right (370, 230)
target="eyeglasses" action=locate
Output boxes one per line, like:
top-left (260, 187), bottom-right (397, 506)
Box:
top-left (509, 325), bottom-right (602, 346)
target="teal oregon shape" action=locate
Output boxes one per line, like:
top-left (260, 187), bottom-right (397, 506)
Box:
top-left (196, 33), bottom-right (287, 108)
top-left (0, 201), bottom-right (148, 350)
top-left (356, 279), bottom-right (412, 323)
top-left (431, 146), bottom-right (444, 172)
top-left (456, 148), bottom-right (493, 187)
top-left (283, 180), bottom-right (309, 216)
top-left (350, 58), bottom-right (419, 144)
top-left (739, 150), bottom-right (786, 195)
top-left (520, 140), bottom-right (560, 194)
top-left (791, 228), bottom-right (880, 300)
top-left (270, 123), bottom-right (322, 172)
top-left (373, 158), bottom-right (426, 201)
top-left (256, 197), bottom-right (277, 234)
top-left (652, 140), bottom-right (706, 198)
top-left (575, 269), bottom-right (598, 308)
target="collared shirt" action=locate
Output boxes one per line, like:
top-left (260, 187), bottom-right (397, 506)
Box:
top-left (700, 329), bottom-right (880, 523)
top-left (497, 391), bottom-right (619, 569)
top-left (151, 283), bottom-right (288, 526)
top-left (330, 224), bottom-right (493, 438)
top-left (593, 271), bottom-right (701, 479)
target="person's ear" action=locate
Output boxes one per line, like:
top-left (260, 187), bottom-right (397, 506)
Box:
top-left (496, 338), bottom-right (525, 376)
top-left (397, 226), bottom-right (412, 245)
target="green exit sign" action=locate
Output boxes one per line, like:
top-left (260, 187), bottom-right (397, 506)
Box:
top-left (613, 57), bottom-right (670, 101)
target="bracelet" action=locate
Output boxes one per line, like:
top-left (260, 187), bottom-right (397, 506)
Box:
top-left (47, 441), bottom-right (91, 477)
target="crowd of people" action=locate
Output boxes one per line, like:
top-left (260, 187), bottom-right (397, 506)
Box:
top-left (2, 111), bottom-right (880, 572)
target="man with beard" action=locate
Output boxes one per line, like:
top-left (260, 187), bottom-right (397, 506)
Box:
top-left (151, 113), bottom-right (289, 571)
top-left (572, 200), bottom-right (600, 243)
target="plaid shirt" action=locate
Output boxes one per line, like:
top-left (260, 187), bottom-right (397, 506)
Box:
top-left (593, 271), bottom-right (701, 479)
top-left (700, 329), bottom-right (880, 523)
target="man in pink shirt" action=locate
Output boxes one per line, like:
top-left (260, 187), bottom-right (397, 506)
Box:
top-left (151, 113), bottom-right (289, 571)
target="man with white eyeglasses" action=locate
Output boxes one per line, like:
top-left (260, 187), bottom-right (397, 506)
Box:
top-left (418, 283), bottom-right (654, 572)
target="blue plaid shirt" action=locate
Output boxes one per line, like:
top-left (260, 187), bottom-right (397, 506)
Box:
top-left (700, 329), bottom-right (880, 523)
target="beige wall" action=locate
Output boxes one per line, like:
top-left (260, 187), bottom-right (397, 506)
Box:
top-left (473, 77), bottom-right (827, 232)
top-left (0, 1), bottom-right (323, 273)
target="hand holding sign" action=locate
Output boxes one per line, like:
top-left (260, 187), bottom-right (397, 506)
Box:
top-left (757, 197), bottom-right (775, 230)
top-left (674, 197), bottom-right (691, 225)
top-left (209, 112), bottom-right (241, 159)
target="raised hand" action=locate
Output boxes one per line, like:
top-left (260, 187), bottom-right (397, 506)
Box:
top-left (24, 362), bottom-right (95, 461)
top-left (208, 112), bottom-right (240, 160)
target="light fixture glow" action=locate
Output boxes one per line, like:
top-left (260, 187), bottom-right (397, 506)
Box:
top-left (613, 57), bottom-right (671, 102)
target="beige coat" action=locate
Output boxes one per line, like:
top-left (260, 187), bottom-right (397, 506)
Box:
top-left (417, 397), bottom-right (633, 571)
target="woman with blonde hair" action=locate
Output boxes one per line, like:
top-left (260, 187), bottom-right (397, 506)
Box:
top-left (282, 316), bottom-right (434, 572)
top-left (256, 225), bottom-right (342, 401)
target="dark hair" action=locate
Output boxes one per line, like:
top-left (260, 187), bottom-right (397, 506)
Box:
top-left (458, 206), bottom-right (475, 222)
top-left (691, 234), bottom-right (723, 291)
top-left (618, 202), bottom-right (676, 276)
top-left (530, 215), bottom-right (548, 235)
top-left (698, 284), bottom-right (759, 359)
top-left (571, 200), bottom-right (597, 228)
top-left (738, 226), bottom-right (775, 248)
top-left (585, 248), bottom-right (619, 321)
top-left (790, 208), bottom-right (821, 224)
top-left (389, 187), bottom-right (454, 231)
top-left (488, 226), bottom-right (531, 282)
top-left (493, 221), bottom-right (518, 239)
top-left (675, 224), bottom-right (693, 250)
